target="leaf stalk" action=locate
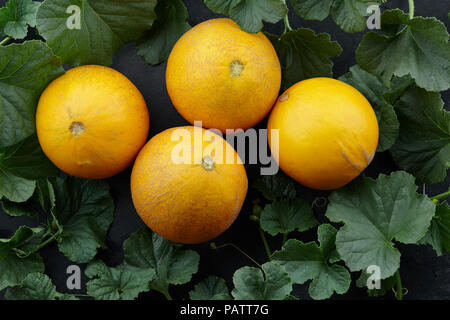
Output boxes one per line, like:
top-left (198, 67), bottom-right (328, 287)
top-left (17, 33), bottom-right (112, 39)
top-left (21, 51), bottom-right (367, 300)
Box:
top-left (37, 231), bottom-right (61, 251)
top-left (211, 243), bottom-right (262, 268)
top-left (432, 189), bottom-right (450, 201)
top-left (0, 37), bottom-right (11, 46)
top-left (282, 233), bottom-right (287, 247)
top-left (259, 226), bottom-right (272, 261)
top-left (408, 0), bottom-right (415, 19)
top-left (394, 270), bottom-right (403, 300)
top-left (160, 289), bottom-right (172, 300)
top-left (281, 0), bottom-right (292, 34)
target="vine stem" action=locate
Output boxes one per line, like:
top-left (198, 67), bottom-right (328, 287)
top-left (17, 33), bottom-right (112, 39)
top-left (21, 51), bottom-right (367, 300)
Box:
top-left (0, 36), bottom-right (11, 46)
top-left (259, 226), bottom-right (272, 261)
top-left (394, 270), bottom-right (403, 300)
top-left (282, 233), bottom-right (287, 247)
top-left (281, 0), bottom-right (292, 34)
top-left (150, 287), bottom-right (172, 300)
top-left (408, 0), bottom-right (415, 19)
top-left (37, 231), bottom-right (60, 251)
top-left (160, 289), bottom-right (172, 300)
top-left (212, 243), bottom-right (262, 268)
top-left (432, 189), bottom-right (450, 201)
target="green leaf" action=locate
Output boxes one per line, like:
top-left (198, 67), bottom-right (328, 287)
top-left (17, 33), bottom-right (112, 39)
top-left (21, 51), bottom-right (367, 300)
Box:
top-left (326, 171), bottom-right (436, 279)
top-left (0, 226), bottom-right (44, 290)
top-left (252, 173), bottom-right (296, 201)
top-left (58, 294), bottom-right (80, 300)
top-left (382, 75), bottom-right (414, 105)
top-left (390, 86), bottom-right (450, 184)
top-left (189, 276), bottom-right (231, 300)
top-left (339, 65), bottom-right (399, 152)
top-left (231, 262), bottom-right (292, 300)
top-left (51, 177), bottom-right (115, 264)
top-left (124, 228), bottom-right (200, 296)
top-left (290, 0), bottom-right (380, 33)
top-left (204, 0), bottom-right (287, 33)
top-left (1, 198), bottom-right (36, 217)
top-left (290, 0), bottom-right (332, 21)
top-left (5, 272), bottom-right (78, 300)
top-left (0, 40), bottom-right (64, 148)
top-left (33, 178), bottom-right (55, 212)
top-left (419, 201), bottom-right (450, 256)
top-left (356, 9), bottom-right (450, 92)
top-left (2, 178), bottom-right (55, 217)
top-left (0, 0), bottom-right (40, 39)
top-left (0, 135), bottom-right (58, 179)
top-left (5, 273), bottom-right (56, 300)
top-left (0, 170), bottom-right (35, 202)
top-left (36, 0), bottom-right (157, 66)
top-left (260, 198), bottom-right (318, 236)
top-left (267, 29), bottom-right (342, 90)
top-left (85, 260), bottom-right (155, 300)
top-left (331, 0), bottom-right (380, 33)
top-left (0, 134), bottom-right (57, 203)
top-left (136, 0), bottom-right (190, 65)
top-left (272, 224), bottom-right (351, 300)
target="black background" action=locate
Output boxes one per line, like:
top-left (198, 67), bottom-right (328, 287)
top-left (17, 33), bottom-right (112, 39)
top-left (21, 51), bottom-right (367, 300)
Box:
top-left (1, 0), bottom-right (450, 301)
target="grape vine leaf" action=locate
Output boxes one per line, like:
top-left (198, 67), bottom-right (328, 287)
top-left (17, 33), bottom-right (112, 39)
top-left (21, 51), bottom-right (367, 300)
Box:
top-left (290, 0), bottom-right (381, 33)
top-left (260, 198), bottom-right (318, 236)
top-left (419, 201), bottom-right (450, 256)
top-left (0, 226), bottom-right (44, 290)
top-left (0, 0), bottom-right (40, 39)
top-left (136, 0), bottom-right (190, 66)
top-left (50, 177), bottom-right (115, 264)
top-left (272, 224), bottom-right (351, 300)
top-left (390, 86), bottom-right (450, 184)
top-left (4, 273), bottom-right (74, 300)
top-left (189, 276), bottom-right (232, 300)
top-left (85, 261), bottom-right (155, 300)
top-left (36, 0), bottom-right (157, 66)
top-left (356, 9), bottom-right (450, 92)
top-left (203, 0), bottom-right (287, 33)
top-left (267, 29), bottom-right (342, 90)
top-left (0, 40), bottom-right (64, 148)
top-left (326, 171), bottom-right (436, 279)
top-left (339, 65), bottom-right (399, 152)
top-left (253, 173), bottom-right (296, 201)
top-left (231, 262), bottom-right (292, 300)
top-left (124, 228), bottom-right (200, 298)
